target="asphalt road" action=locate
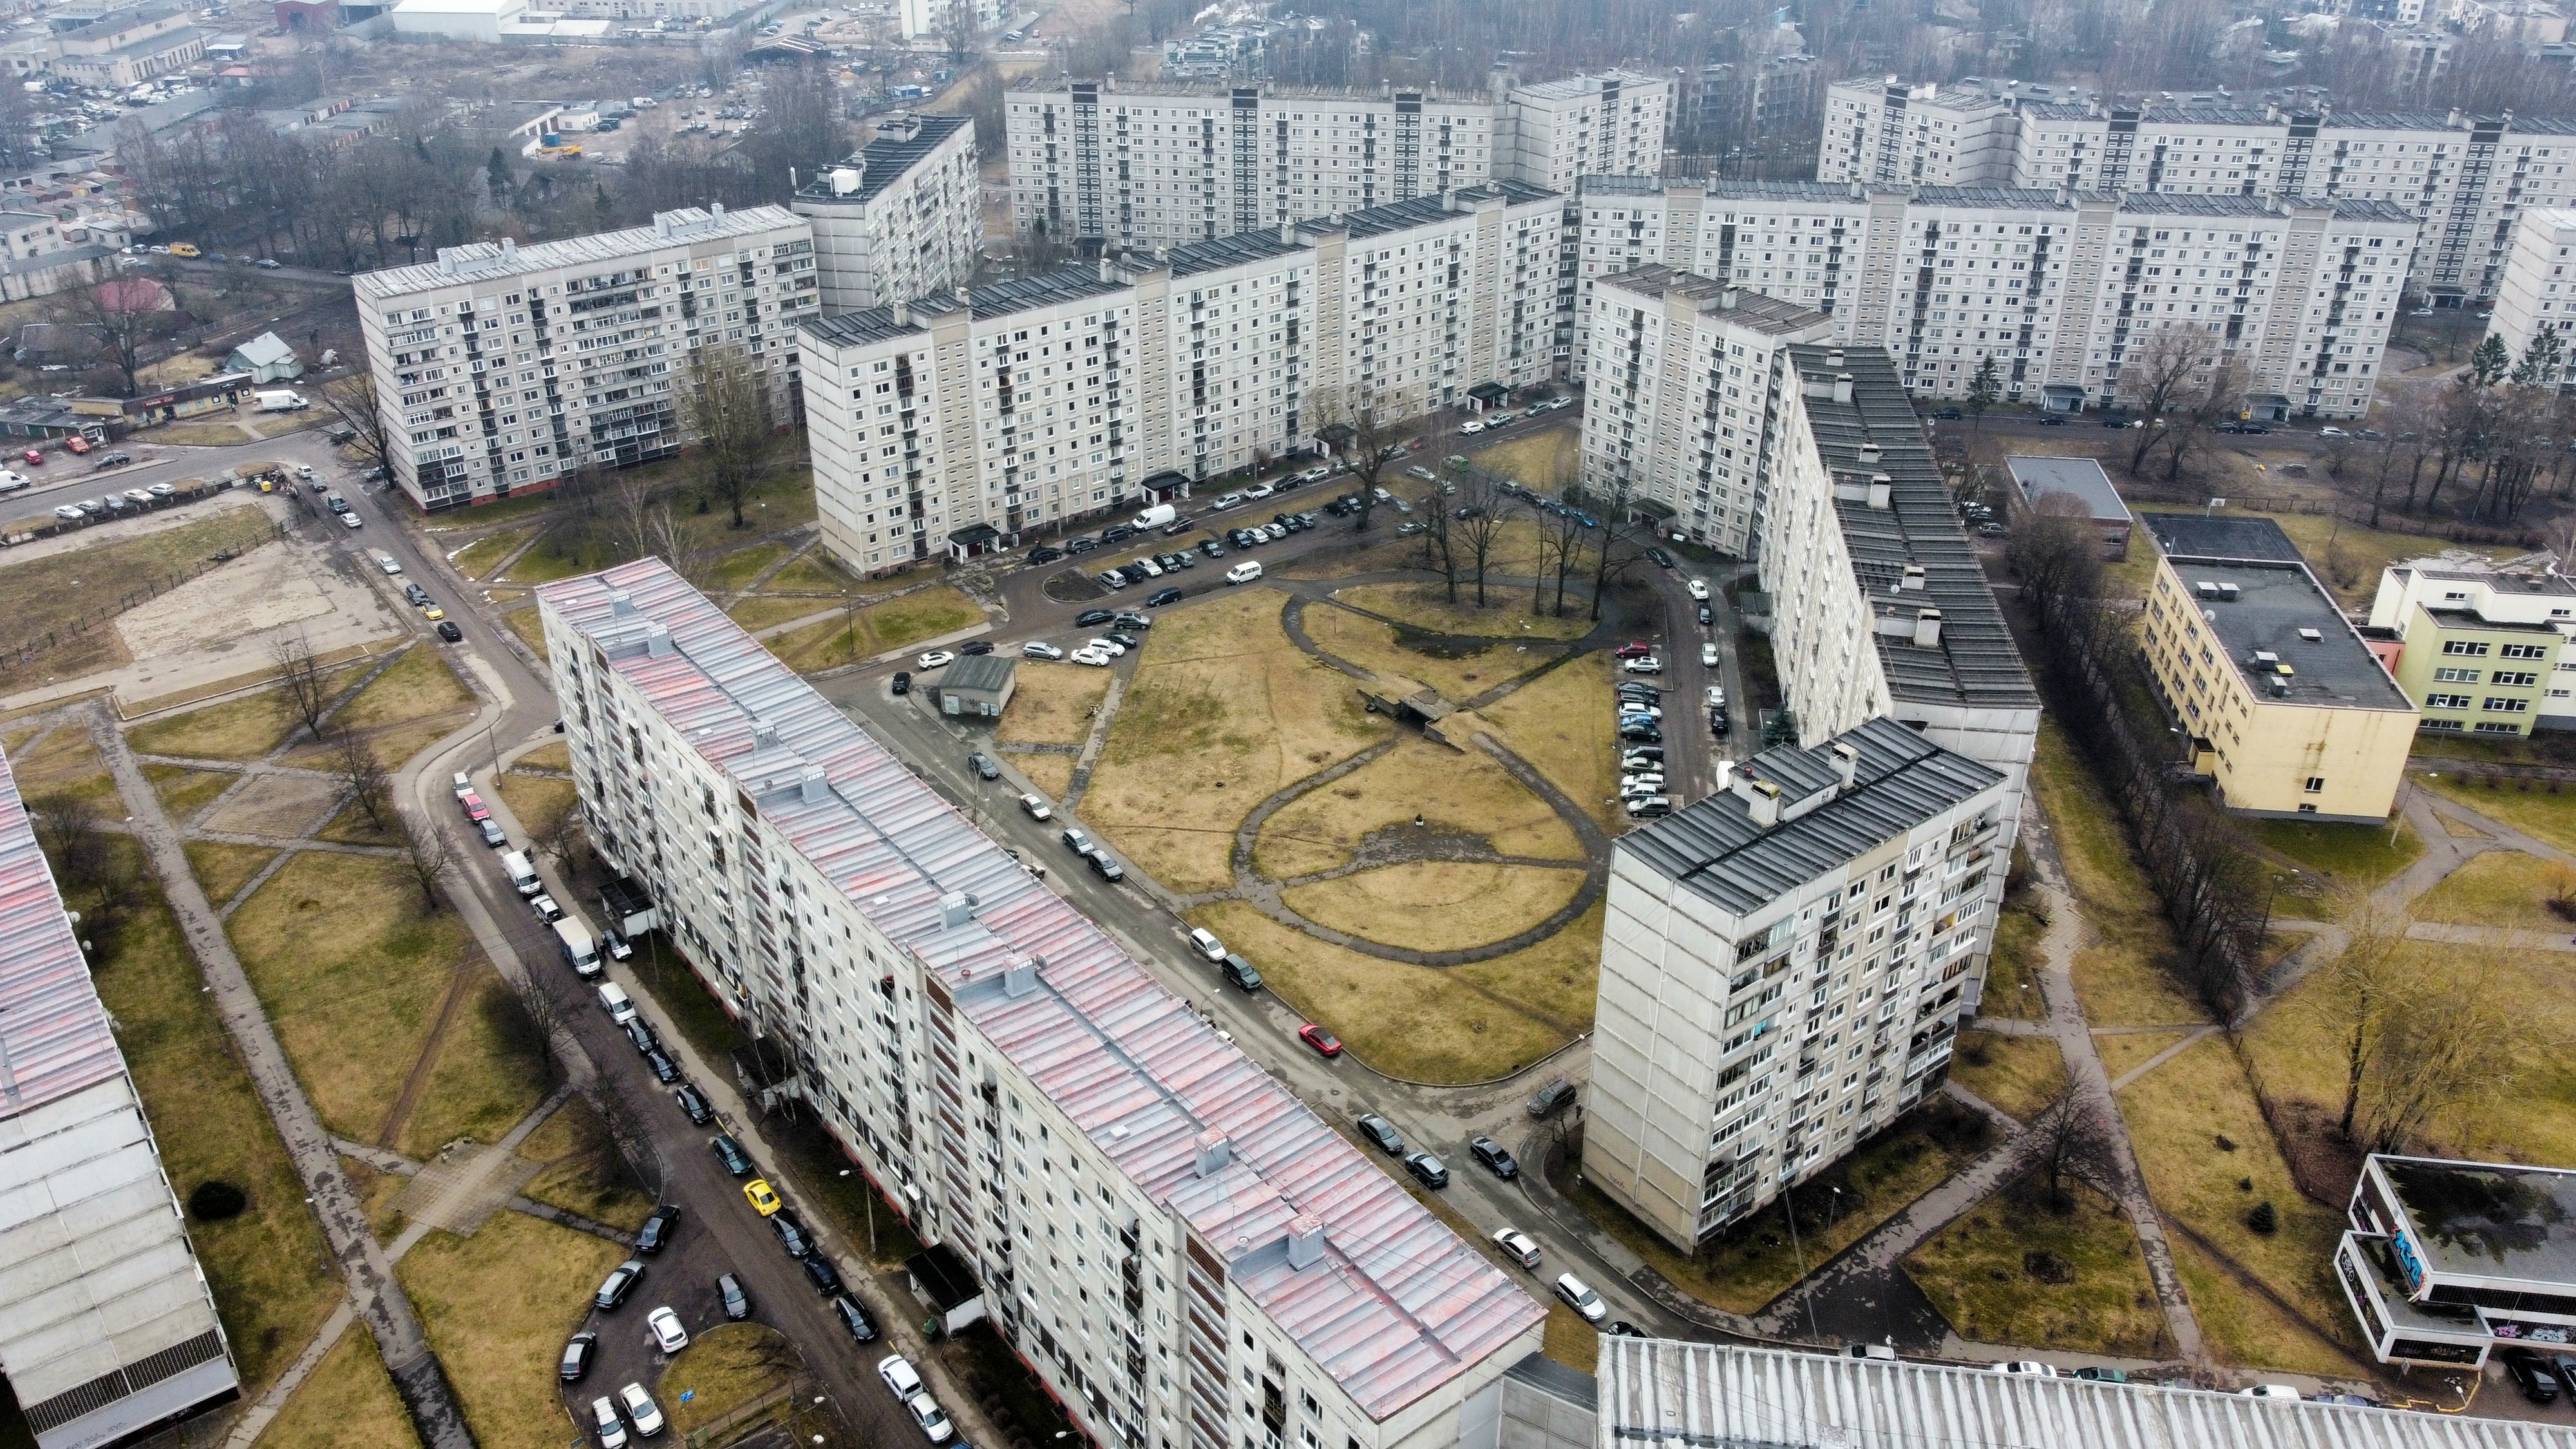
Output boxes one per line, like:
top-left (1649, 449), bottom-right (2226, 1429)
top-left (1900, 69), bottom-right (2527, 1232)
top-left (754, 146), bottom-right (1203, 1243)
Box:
top-left (6, 430), bottom-right (343, 513)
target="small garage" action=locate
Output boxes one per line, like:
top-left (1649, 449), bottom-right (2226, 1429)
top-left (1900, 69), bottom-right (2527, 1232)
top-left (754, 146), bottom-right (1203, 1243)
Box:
top-left (938, 654), bottom-right (1016, 717)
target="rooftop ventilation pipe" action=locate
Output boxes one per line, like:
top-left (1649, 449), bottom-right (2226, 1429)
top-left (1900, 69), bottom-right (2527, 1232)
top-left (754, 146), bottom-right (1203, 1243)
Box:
top-left (1004, 955), bottom-right (1043, 998)
top-left (644, 622), bottom-right (673, 658)
top-left (752, 717), bottom-right (779, 749)
top-left (1913, 608), bottom-right (1944, 648)
top-left (1830, 741), bottom-right (1859, 793)
top-left (1193, 1130), bottom-right (1232, 1178)
top-left (1285, 1213), bottom-right (1326, 1270)
top-left (609, 589), bottom-right (635, 615)
top-left (1835, 374), bottom-right (1855, 404)
top-left (939, 891), bottom-right (978, 928)
top-left (1736, 774), bottom-right (1783, 828)
top-left (799, 766), bottom-right (829, 804)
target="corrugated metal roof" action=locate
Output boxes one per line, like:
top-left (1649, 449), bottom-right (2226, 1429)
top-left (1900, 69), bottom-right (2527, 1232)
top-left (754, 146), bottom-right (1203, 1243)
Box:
top-left (1619, 717), bottom-right (2000, 918)
top-left (1598, 1338), bottom-right (2576, 1448)
top-left (1789, 345), bottom-right (2038, 712)
top-left (1324, 180), bottom-right (1559, 240)
top-left (0, 741), bottom-right (121, 1119)
top-left (539, 560), bottom-right (1542, 1421)
top-left (353, 204), bottom-right (804, 298)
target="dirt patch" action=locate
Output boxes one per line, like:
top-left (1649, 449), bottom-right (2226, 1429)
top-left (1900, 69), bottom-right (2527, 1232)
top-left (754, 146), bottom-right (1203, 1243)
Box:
top-left (116, 540), bottom-right (345, 655)
top-left (1282, 861), bottom-right (1587, 953)
top-left (200, 772), bottom-right (342, 837)
top-left (2255, 1094), bottom-right (2367, 1209)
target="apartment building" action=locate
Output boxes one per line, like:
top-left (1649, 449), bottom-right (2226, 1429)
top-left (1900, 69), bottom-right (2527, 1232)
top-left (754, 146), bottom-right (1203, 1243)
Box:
top-left (2368, 555), bottom-right (2576, 731)
top-left (2485, 207), bottom-right (2576, 389)
top-left (791, 113), bottom-right (981, 314)
top-left (1583, 717), bottom-right (2012, 1247)
top-left (0, 751), bottom-right (240, 1449)
top-left (1579, 267), bottom-right (1834, 556)
top-left (1003, 73), bottom-right (1664, 249)
top-left (1570, 177), bottom-right (2419, 418)
top-left (1819, 78), bottom-right (2576, 306)
top-left (2137, 511), bottom-right (2417, 820)
top-left (801, 184), bottom-right (1560, 572)
top-left (897, 0), bottom-right (1007, 43)
top-left (352, 204), bottom-right (815, 511)
top-left (537, 559), bottom-right (1546, 1449)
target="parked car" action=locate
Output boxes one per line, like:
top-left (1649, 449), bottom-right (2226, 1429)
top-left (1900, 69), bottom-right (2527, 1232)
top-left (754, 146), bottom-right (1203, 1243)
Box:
top-left (560, 1331), bottom-right (598, 1381)
top-left (802, 1255), bottom-right (845, 1296)
top-left (1468, 1135), bottom-right (1519, 1179)
top-left (1147, 587), bottom-right (1184, 607)
top-left (636, 1205), bottom-right (680, 1254)
top-left (1490, 1227), bottom-right (1541, 1269)
top-left (773, 1211), bottom-right (813, 1258)
top-left (2504, 1349), bottom-right (2561, 1404)
top-left (1992, 1362), bottom-right (2058, 1378)
top-left (1062, 826), bottom-right (1095, 854)
top-left (916, 650), bottom-right (955, 669)
top-left (1554, 1274), bottom-right (1607, 1323)
top-left (591, 1396), bottom-right (629, 1449)
top-left (1403, 1151), bottom-right (1449, 1188)
top-left (618, 1383), bottom-right (665, 1437)
top-left (1298, 1023), bottom-right (1341, 1057)
top-left (891, 671), bottom-right (911, 696)
top-left (710, 1135), bottom-right (752, 1176)
top-left (1354, 1113), bottom-right (1404, 1155)
top-left (594, 1259), bottom-right (645, 1310)
top-left (645, 1049), bottom-right (680, 1084)
top-left (743, 1179), bottom-right (782, 1216)
top-left (832, 1293), bottom-right (880, 1343)
top-left (967, 752), bottom-right (1001, 781)
top-left (1076, 609), bottom-right (1117, 627)
top-left (1086, 850), bottom-right (1125, 883)
top-left (1528, 1079), bottom-right (1578, 1118)
top-left (646, 1306), bottom-right (689, 1355)
top-left (1023, 641), bottom-right (1066, 660)
top-left (1220, 952), bottom-right (1260, 992)
top-left (1019, 793), bottom-right (1053, 820)
top-left (719, 1274), bottom-right (750, 1321)
top-left (673, 1084), bottom-right (712, 1125)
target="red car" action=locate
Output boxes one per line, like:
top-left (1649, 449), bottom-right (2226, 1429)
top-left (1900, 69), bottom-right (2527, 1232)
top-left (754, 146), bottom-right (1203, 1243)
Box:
top-left (21, 448), bottom-right (42, 466)
top-left (1298, 1023), bottom-right (1342, 1058)
top-left (62, 436), bottom-right (90, 454)
top-left (1613, 642), bottom-right (1654, 659)
top-left (459, 790), bottom-right (491, 822)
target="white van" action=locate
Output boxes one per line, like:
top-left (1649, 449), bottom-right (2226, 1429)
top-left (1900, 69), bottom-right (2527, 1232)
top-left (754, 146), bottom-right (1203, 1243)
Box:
top-left (1132, 502), bottom-right (1177, 531)
top-left (1225, 560), bottom-right (1264, 585)
top-left (596, 980), bottom-right (636, 1024)
top-left (500, 849), bottom-right (541, 897)
top-left (555, 918), bottom-right (601, 978)
top-left (1188, 927), bottom-right (1226, 962)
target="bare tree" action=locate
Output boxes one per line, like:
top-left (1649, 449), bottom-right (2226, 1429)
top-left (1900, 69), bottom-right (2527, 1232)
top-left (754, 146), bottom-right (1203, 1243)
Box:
top-left (394, 816), bottom-right (459, 913)
top-left (2114, 328), bottom-right (2216, 475)
top-left (2307, 906), bottom-right (2414, 1144)
top-left (645, 500), bottom-right (712, 588)
top-left (28, 790), bottom-right (109, 891)
top-left (2353, 949), bottom-right (2517, 1154)
top-left (270, 633), bottom-right (334, 743)
top-left (2030, 1090), bottom-right (2115, 1211)
top-left (538, 800), bottom-right (590, 877)
top-left (1312, 388), bottom-right (1406, 533)
top-left (1533, 488), bottom-right (1590, 616)
top-left (1573, 471), bottom-right (1650, 623)
top-left (676, 342), bottom-right (782, 529)
top-left (331, 729), bottom-right (391, 833)
top-left (2007, 494), bottom-right (2105, 616)
top-left (1454, 471), bottom-right (1522, 607)
top-left (46, 266), bottom-right (182, 399)
top-left (1416, 479), bottom-right (1459, 600)
top-left (313, 373), bottom-right (395, 485)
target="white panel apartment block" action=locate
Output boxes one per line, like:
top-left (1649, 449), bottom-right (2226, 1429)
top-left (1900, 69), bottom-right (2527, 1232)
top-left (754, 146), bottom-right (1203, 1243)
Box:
top-left (353, 205), bottom-right (815, 511)
top-left (1003, 73), bottom-right (1664, 248)
top-left (801, 185), bottom-right (1560, 573)
top-left (537, 561), bottom-right (1546, 1449)
top-left (1581, 719), bottom-right (2012, 1248)
top-left (1819, 78), bottom-right (2576, 306)
top-left (1571, 178), bottom-right (2418, 418)
top-left (2490, 207), bottom-right (2576, 390)
top-left (792, 113), bottom-right (982, 314)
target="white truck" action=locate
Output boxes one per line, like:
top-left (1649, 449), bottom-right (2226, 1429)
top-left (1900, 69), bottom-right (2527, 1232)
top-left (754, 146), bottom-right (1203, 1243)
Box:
top-left (501, 849), bottom-right (542, 897)
top-left (554, 918), bottom-right (601, 978)
top-left (254, 389), bottom-right (308, 412)
top-left (1131, 503), bottom-right (1177, 531)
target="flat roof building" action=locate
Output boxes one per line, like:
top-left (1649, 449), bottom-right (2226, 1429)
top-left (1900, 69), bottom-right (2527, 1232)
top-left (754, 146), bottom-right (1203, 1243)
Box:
top-left (2369, 554), bottom-right (2576, 733)
top-left (2343, 1153), bottom-right (2576, 1368)
top-left (0, 750), bottom-right (238, 1449)
top-left (2005, 454), bottom-right (2130, 558)
top-left (791, 113), bottom-right (980, 314)
top-left (538, 560), bottom-right (1544, 1449)
top-left (2140, 522), bottom-right (2416, 820)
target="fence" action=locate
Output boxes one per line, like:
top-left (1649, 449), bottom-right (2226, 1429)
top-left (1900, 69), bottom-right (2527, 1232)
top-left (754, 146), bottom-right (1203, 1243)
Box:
top-left (0, 480), bottom-right (279, 672)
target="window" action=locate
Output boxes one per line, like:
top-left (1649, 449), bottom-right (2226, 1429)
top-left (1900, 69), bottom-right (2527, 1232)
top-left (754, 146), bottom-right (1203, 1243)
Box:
top-left (2441, 639), bottom-right (2492, 656)
top-left (2426, 693), bottom-right (2474, 708)
top-left (2484, 697), bottom-right (2531, 713)
top-left (2494, 671), bottom-right (2541, 687)
top-left (2304, 777), bottom-right (2324, 793)
top-left (2433, 667), bottom-right (2481, 683)
top-left (2501, 642), bottom-right (2550, 659)
top-left (2297, 803), bottom-right (2318, 813)
top-left (2475, 721), bottom-right (2523, 734)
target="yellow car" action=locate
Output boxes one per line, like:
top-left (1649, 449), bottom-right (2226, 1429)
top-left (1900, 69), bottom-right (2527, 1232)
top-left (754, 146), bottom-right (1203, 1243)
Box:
top-left (421, 604), bottom-right (445, 621)
top-left (743, 1179), bottom-right (781, 1217)
top-left (168, 243), bottom-right (200, 258)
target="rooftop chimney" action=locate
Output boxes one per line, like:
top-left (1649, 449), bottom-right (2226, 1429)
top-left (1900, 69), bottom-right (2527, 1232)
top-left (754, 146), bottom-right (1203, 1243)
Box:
top-left (500, 236), bottom-right (516, 258)
top-left (654, 213), bottom-right (672, 238)
top-left (1913, 607), bottom-right (1944, 648)
top-left (1825, 348), bottom-right (1846, 367)
top-left (609, 589), bottom-right (635, 616)
top-left (1193, 1130), bottom-right (1233, 1178)
top-left (710, 200), bottom-right (724, 218)
top-left (1856, 441), bottom-right (1882, 466)
top-left (1899, 562), bottom-right (1925, 591)
top-left (799, 765), bottom-right (829, 804)
top-left (1280, 220), bottom-right (1296, 244)
top-left (1868, 475), bottom-right (1893, 509)
top-left (1830, 741), bottom-right (1859, 792)
top-left (1736, 774), bottom-right (1783, 828)
top-left (1004, 955), bottom-right (1043, 998)
top-left (893, 300), bottom-right (911, 327)
top-left (752, 717), bottom-right (779, 749)
top-left (1834, 373), bottom-right (1854, 404)
top-left (1099, 255), bottom-right (1116, 283)
top-left (1719, 287), bottom-right (1740, 310)
top-left (644, 622), bottom-right (673, 658)
top-left (939, 890), bottom-right (978, 929)
top-left (1285, 1213), bottom-right (1326, 1270)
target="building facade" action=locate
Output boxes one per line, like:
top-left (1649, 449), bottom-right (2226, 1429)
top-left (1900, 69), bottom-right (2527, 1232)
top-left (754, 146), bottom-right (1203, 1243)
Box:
top-left (791, 112), bottom-right (981, 314)
top-left (352, 205), bottom-right (815, 511)
top-left (802, 184), bottom-right (1560, 572)
top-left (0, 750), bottom-right (240, 1449)
top-left (537, 559), bottom-right (1547, 1449)
top-left (1583, 718), bottom-right (2012, 1247)
top-left (1003, 73), bottom-right (1664, 249)
top-left (2486, 207), bottom-right (2576, 389)
top-left (1819, 79), bottom-right (2576, 306)
top-left (1570, 177), bottom-right (2419, 418)
top-left (2369, 556), bottom-right (2576, 730)
top-left (2137, 512), bottom-right (2418, 820)
top-left (2340, 1154), bottom-right (2576, 1368)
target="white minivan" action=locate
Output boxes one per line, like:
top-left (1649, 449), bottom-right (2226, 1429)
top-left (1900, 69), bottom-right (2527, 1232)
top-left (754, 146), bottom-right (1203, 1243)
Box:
top-left (1188, 927), bottom-right (1226, 962)
top-left (1225, 560), bottom-right (1264, 585)
top-left (597, 980), bottom-right (637, 1025)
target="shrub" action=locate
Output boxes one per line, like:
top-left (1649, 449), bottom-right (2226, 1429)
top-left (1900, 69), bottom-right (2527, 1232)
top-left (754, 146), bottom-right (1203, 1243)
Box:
top-left (2248, 1200), bottom-right (2279, 1235)
top-left (187, 1180), bottom-right (247, 1221)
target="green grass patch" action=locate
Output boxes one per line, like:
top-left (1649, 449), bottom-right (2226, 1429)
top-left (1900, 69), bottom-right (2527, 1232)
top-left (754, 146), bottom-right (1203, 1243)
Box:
top-left (331, 646), bottom-right (475, 734)
top-left (448, 526), bottom-right (536, 582)
top-left (706, 539), bottom-right (791, 592)
top-left (2418, 771), bottom-right (2576, 856)
top-left (516, 1097), bottom-right (653, 1231)
top-left (126, 686), bottom-right (299, 761)
top-left (83, 837), bottom-right (340, 1393)
top-left (397, 971), bottom-right (549, 1160)
top-left (1903, 1177), bottom-right (2170, 1357)
top-left (502, 606), bottom-right (549, 661)
top-left (183, 840), bottom-right (276, 905)
top-left (724, 594), bottom-right (829, 632)
top-left (2032, 724), bottom-right (2213, 1027)
top-left (762, 551), bottom-right (861, 595)
top-left (2172, 1233), bottom-right (2376, 1376)
top-left (497, 772), bottom-right (576, 844)
top-left (2251, 817), bottom-right (2422, 918)
top-left (1980, 903), bottom-right (2047, 1019)
top-left (6, 724), bottom-right (117, 809)
top-left (766, 585), bottom-right (985, 672)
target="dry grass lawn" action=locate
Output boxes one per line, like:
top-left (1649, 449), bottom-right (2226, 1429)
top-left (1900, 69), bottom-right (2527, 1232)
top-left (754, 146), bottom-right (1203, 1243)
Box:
top-left (87, 840), bottom-right (340, 1393)
top-left (184, 840), bottom-right (276, 906)
top-left (766, 585), bottom-right (987, 672)
top-left (1478, 653), bottom-right (1624, 831)
top-left (1283, 862), bottom-right (1587, 954)
top-left (1980, 904), bottom-right (2047, 1019)
top-left (497, 773), bottom-right (576, 843)
top-left (766, 551), bottom-right (875, 595)
top-left (1256, 734), bottom-right (1579, 878)
top-left (2116, 1034), bottom-right (2362, 1363)
top-left (127, 686), bottom-right (299, 761)
top-left (1085, 588), bottom-right (1383, 893)
top-left (996, 664), bottom-right (1112, 749)
top-left (1015, 752), bottom-right (1075, 799)
top-left (257, 1328), bottom-right (422, 1449)
top-left (2033, 725), bottom-right (2213, 1027)
top-left (706, 539), bottom-right (791, 592)
top-left (2412, 849), bottom-right (2571, 931)
top-left (1947, 1030), bottom-right (2068, 1121)
top-left (1470, 425), bottom-right (1582, 491)
top-left (315, 799), bottom-right (400, 848)
top-left (1335, 582), bottom-right (1595, 640)
top-left (659, 1324), bottom-right (799, 1436)
top-left (516, 741), bottom-right (570, 770)
top-left (1188, 898), bottom-right (1598, 1083)
top-left (2172, 1234), bottom-right (2376, 1378)
top-left (2251, 817), bottom-right (2424, 918)
top-left (398, 971), bottom-right (547, 1160)
top-left (397, 1212), bottom-right (627, 1449)
top-left (1541, 1304), bottom-right (1600, 1373)
top-left (226, 852), bottom-right (475, 1142)
top-left (2261, 510), bottom-right (2503, 608)
top-left (517, 1097), bottom-right (654, 1231)
top-left (502, 606), bottom-right (549, 661)
top-left (2096, 1028), bottom-right (2196, 1084)
top-left (1903, 1179), bottom-right (2169, 1357)
top-left (724, 595), bottom-right (826, 632)
top-left (2418, 773), bottom-right (2576, 855)
top-left (7, 724), bottom-right (117, 810)
top-left (448, 526), bottom-right (536, 582)
top-left (1300, 600), bottom-right (1559, 701)
top-left (144, 761), bottom-right (235, 820)
top-left (289, 647), bottom-right (475, 764)
top-left (0, 506), bottom-right (278, 676)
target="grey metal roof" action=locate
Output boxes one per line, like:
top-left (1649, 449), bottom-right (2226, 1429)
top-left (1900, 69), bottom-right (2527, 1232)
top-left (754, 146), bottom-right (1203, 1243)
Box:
top-left (1789, 345), bottom-right (2038, 712)
top-left (2138, 510), bottom-right (2306, 562)
top-left (1166, 229), bottom-right (1305, 278)
top-left (1598, 1337), bottom-right (2576, 1449)
top-left (940, 653), bottom-right (1014, 695)
top-left (1321, 180), bottom-right (1559, 241)
top-left (2378, 1155), bottom-right (2576, 1287)
top-left (2164, 558), bottom-right (2414, 712)
top-left (1596, 265), bottom-right (1828, 335)
top-left (1619, 717), bottom-right (2002, 918)
top-left (791, 114), bottom-right (971, 206)
top-left (961, 267), bottom-right (1130, 319)
top-left (0, 741), bottom-right (118, 1116)
top-left (353, 204), bottom-right (804, 298)
top-left (2005, 455), bottom-right (2131, 524)
top-left (801, 308), bottom-right (923, 350)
